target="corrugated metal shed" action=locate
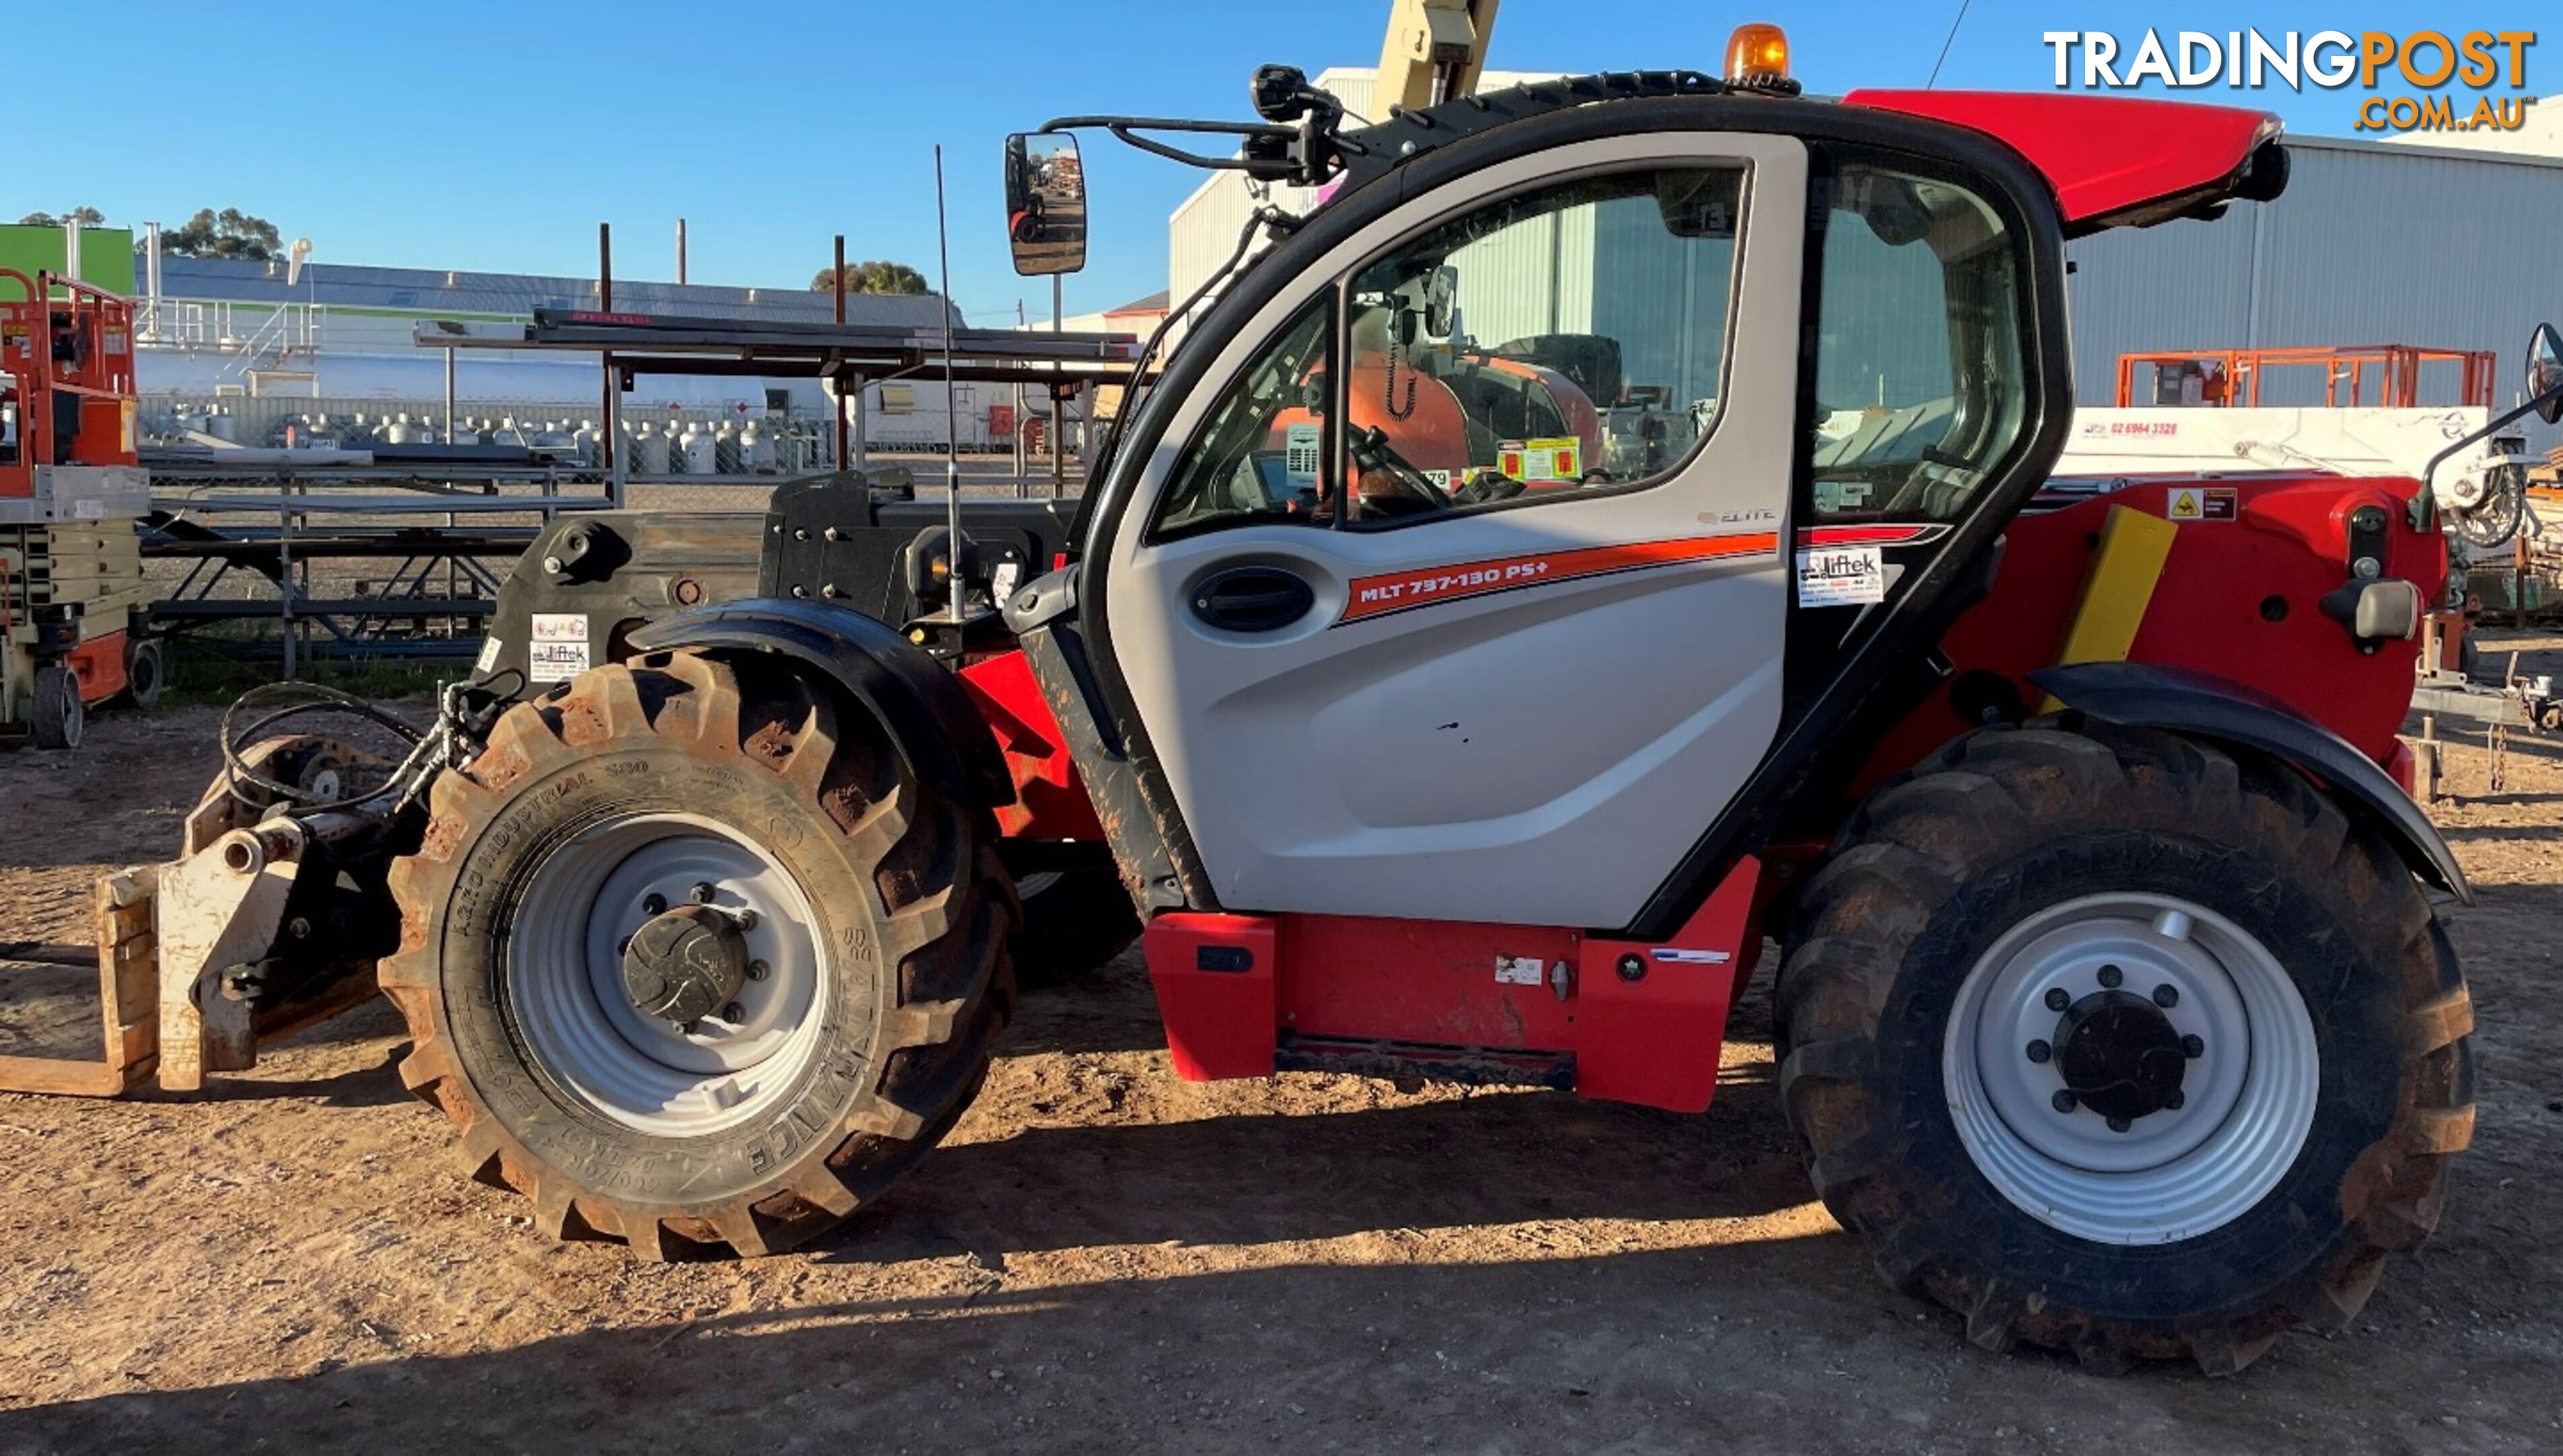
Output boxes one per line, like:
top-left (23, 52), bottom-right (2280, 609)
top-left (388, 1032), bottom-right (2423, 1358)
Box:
top-left (2066, 133), bottom-right (2563, 442)
top-left (156, 255), bottom-right (957, 329)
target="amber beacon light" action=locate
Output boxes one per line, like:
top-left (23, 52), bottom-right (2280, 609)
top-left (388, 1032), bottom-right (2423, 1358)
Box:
top-left (1724, 23), bottom-right (1799, 95)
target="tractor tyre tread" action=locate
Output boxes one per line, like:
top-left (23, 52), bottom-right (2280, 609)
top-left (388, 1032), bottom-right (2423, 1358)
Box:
top-left (1776, 719), bottom-right (2472, 1374)
top-left (383, 652), bottom-right (1017, 1260)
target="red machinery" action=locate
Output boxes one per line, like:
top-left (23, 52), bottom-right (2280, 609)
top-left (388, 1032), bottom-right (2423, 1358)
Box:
top-left (1, 269), bottom-right (156, 749)
top-left (18, 30), bottom-right (2541, 1377)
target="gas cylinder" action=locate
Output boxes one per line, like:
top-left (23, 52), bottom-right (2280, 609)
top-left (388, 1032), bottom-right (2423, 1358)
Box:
top-left (679, 420), bottom-right (715, 473)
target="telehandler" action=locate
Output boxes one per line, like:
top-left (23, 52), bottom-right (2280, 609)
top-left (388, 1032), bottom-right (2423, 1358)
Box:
top-left (24, 28), bottom-right (2563, 1374)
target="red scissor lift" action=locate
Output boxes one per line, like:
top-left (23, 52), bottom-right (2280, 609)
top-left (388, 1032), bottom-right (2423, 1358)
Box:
top-left (0, 269), bottom-right (156, 749)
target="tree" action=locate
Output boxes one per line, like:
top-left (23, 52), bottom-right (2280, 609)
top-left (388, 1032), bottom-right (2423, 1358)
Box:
top-left (159, 208), bottom-right (284, 261)
top-left (811, 259), bottom-right (931, 295)
top-left (16, 206), bottom-right (107, 228)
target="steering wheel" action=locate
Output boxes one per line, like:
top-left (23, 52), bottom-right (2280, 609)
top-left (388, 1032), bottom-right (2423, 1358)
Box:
top-left (1348, 426), bottom-right (1455, 512)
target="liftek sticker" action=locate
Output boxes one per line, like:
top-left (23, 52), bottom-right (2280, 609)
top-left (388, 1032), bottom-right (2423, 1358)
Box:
top-left (1284, 423), bottom-right (1322, 487)
top-left (1796, 545), bottom-right (1886, 607)
top-left (475, 636), bottom-right (504, 674)
top-left (72, 497), bottom-right (104, 521)
top-left (1495, 954), bottom-right (1546, 986)
top-left (528, 613), bottom-right (591, 683)
top-left (992, 561), bottom-right (1022, 603)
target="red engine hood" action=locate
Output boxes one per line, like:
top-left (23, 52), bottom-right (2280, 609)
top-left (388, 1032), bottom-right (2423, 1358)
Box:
top-left (1842, 91), bottom-right (2285, 233)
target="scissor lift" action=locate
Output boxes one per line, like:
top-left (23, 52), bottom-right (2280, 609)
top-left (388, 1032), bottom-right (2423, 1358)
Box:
top-left (0, 268), bottom-right (155, 748)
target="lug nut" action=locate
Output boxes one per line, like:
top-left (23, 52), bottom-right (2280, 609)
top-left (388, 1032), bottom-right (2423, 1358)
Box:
top-left (746, 960), bottom-right (770, 981)
top-left (2097, 963), bottom-right (2123, 990)
top-left (2044, 988), bottom-right (2071, 1012)
top-left (690, 882), bottom-right (718, 905)
top-left (2181, 1033), bottom-right (2205, 1058)
top-left (733, 908), bottom-right (759, 931)
top-left (2051, 1089), bottom-right (2078, 1114)
top-left (2165, 1089), bottom-right (2186, 1111)
top-left (721, 1002), bottom-right (744, 1023)
top-left (2025, 1039), bottom-right (2052, 1064)
top-left (680, 1019), bottom-right (700, 1036)
top-left (2107, 1115), bottom-right (2132, 1133)
top-left (2152, 983), bottom-right (2179, 1008)
top-left (642, 893), bottom-right (667, 916)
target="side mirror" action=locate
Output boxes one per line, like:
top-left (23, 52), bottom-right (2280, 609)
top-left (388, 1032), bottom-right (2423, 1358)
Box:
top-left (1005, 133), bottom-right (1088, 277)
top-left (2527, 322), bottom-right (2563, 425)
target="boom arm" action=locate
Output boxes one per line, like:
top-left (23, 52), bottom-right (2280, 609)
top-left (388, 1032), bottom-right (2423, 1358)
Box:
top-left (1375, 0), bottom-right (1501, 112)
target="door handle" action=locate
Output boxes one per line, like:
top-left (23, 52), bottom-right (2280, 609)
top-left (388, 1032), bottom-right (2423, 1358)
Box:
top-left (1190, 566), bottom-right (1315, 633)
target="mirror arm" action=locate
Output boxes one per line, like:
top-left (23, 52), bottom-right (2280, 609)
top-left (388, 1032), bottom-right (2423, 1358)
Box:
top-left (2415, 385), bottom-right (2563, 530)
top-left (1039, 115), bottom-right (1335, 184)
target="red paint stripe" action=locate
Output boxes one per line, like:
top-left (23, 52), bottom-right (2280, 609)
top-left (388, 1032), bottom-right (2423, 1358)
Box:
top-left (1339, 533), bottom-right (1778, 624)
top-left (1799, 523), bottom-right (1939, 547)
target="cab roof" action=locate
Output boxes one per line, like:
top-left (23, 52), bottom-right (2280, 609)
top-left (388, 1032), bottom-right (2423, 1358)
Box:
top-left (1841, 92), bottom-right (2287, 233)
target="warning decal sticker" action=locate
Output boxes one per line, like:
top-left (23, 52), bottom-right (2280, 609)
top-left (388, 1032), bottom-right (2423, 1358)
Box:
top-left (2165, 486), bottom-right (2237, 522)
top-left (1337, 533), bottom-right (1779, 626)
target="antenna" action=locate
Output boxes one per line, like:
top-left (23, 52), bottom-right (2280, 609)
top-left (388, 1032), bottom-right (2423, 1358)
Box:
top-left (934, 144), bottom-right (965, 624)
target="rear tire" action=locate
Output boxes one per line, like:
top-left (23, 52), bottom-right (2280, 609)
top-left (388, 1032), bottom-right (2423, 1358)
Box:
top-left (384, 650), bottom-right (1017, 1258)
top-left (31, 664), bottom-right (82, 750)
top-left (1776, 722), bottom-right (2473, 1373)
top-left (122, 637), bottom-right (164, 710)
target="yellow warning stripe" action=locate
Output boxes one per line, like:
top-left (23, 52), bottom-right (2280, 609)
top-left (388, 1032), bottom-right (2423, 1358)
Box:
top-left (2039, 504), bottom-right (2178, 712)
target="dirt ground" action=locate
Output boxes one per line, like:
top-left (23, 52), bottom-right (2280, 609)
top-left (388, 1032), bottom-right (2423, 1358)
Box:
top-left (1, 640), bottom-right (2559, 1455)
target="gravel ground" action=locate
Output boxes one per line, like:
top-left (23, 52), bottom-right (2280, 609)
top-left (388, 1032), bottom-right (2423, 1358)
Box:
top-left (0, 637), bottom-right (2556, 1454)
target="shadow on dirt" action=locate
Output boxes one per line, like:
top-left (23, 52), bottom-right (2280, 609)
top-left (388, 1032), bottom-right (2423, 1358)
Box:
top-left (9, 1238), bottom-right (1913, 1453)
top-left (808, 1074), bottom-right (1807, 1268)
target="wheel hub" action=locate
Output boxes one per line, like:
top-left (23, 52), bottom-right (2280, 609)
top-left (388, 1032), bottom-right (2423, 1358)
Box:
top-left (506, 813), bottom-right (828, 1136)
top-left (2053, 990), bottom-right (2188, 1121)
top-left (621, 904), bottom-right (748, 1025)
top-left (1941, 892), bottom-right (2320, 1245)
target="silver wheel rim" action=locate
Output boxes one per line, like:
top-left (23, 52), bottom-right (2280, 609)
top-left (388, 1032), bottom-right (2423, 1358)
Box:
top-left (1941, 892), bottom-right (2318, 1245)
top-left (507, 812), bottom-right (828, 1136)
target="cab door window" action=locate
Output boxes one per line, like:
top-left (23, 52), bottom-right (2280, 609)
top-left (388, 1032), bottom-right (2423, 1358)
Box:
top-left (1341, 166), bottom-right (1748, 522)
top-left (1808, 162), bottom-right (2030, 520)
top-left (1149, 295), bottom-right (1337, 540)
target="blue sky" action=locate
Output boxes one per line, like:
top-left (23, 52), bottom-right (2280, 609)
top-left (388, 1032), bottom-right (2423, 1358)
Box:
top-left (15, 2), bottom-right (2535, 323)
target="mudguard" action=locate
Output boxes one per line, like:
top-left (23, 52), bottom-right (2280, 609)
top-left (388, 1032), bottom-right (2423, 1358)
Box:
top-left (2030, 661), bottom-right (2471, 905)
top-left (626, 599), bottom-right (1016, 811)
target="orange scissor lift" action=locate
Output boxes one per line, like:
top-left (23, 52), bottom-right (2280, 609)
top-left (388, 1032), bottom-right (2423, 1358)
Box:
top-left (0, 268), bottom-right (158, 749)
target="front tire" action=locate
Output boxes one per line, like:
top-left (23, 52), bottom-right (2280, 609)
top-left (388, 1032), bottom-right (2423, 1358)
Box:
top-left (384, 651), bottom-right (1016, 1258)
top-left (1777, 723), bottom-right (2474, 1373)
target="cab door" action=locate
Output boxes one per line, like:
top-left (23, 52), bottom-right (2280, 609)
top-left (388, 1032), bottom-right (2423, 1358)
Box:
top-left (1100, 133), bottom-right (1806, 929)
